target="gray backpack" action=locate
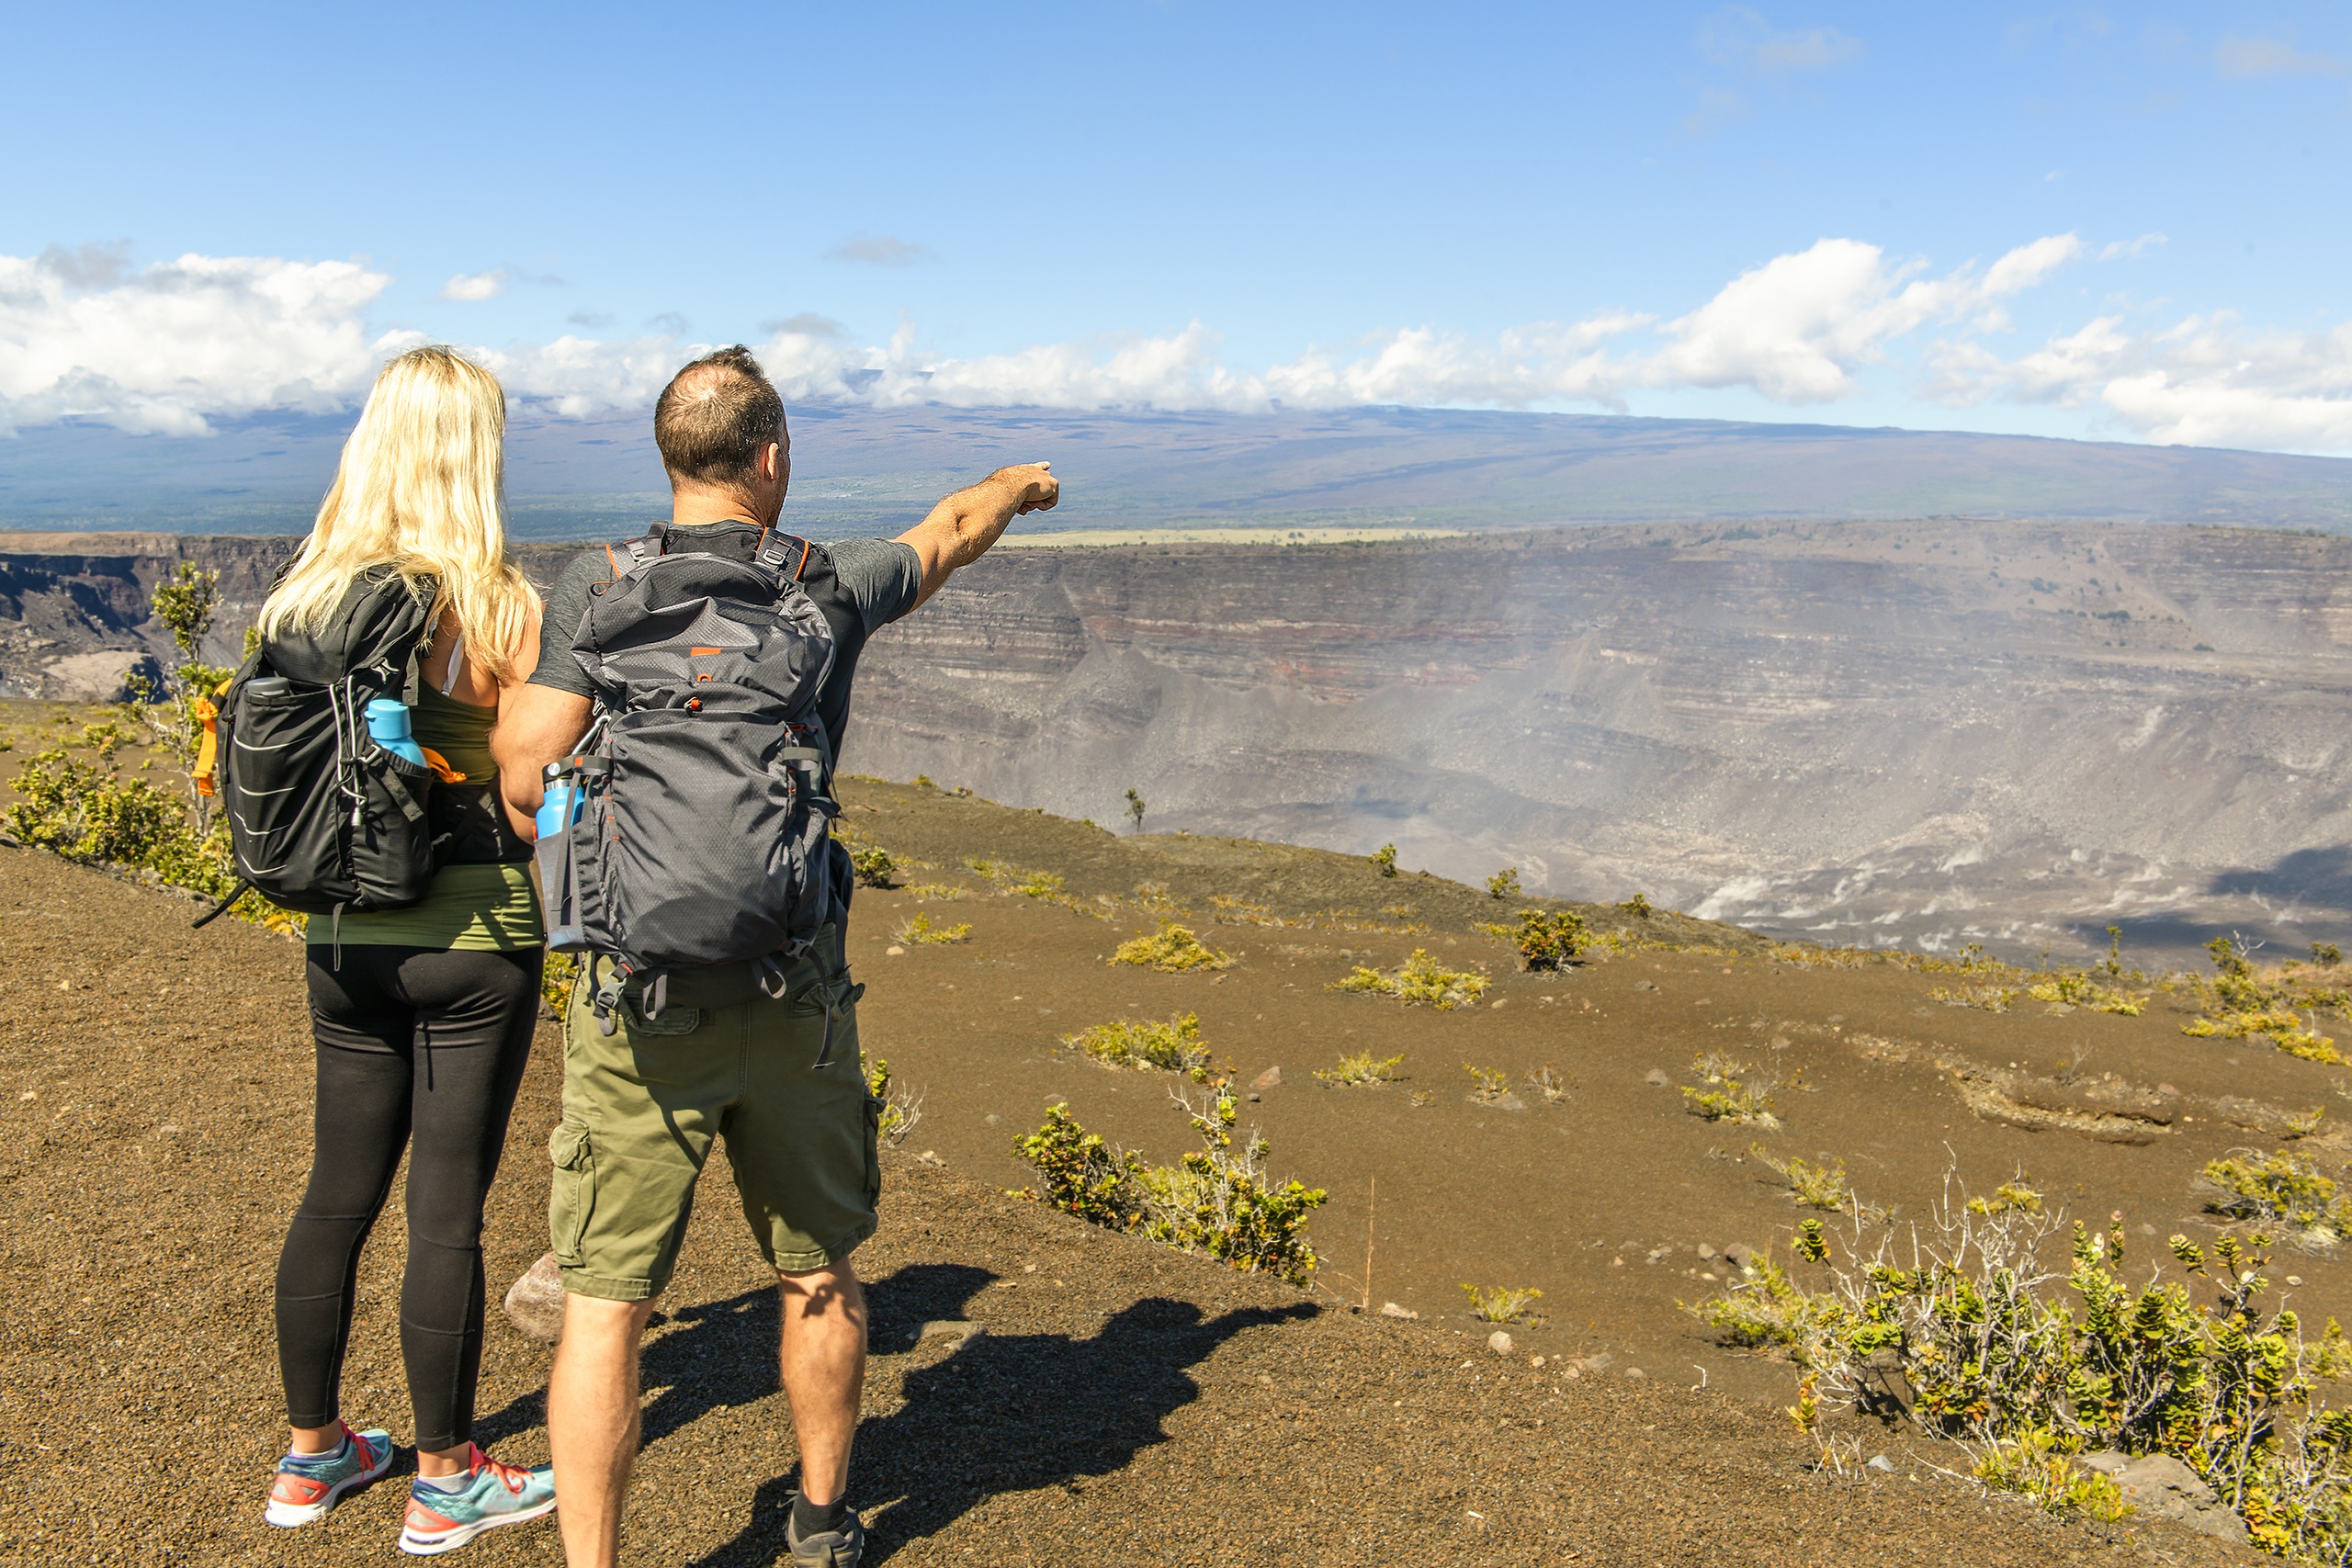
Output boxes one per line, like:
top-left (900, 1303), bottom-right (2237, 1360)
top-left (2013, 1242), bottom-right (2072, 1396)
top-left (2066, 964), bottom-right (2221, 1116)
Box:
top-left (537, 524), bottom-right (841, 1035)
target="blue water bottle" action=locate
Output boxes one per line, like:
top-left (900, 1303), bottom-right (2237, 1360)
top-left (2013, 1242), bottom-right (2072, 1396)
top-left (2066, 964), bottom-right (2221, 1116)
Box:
top-left (364, 699), bottom-right (427, 767)
top-left (536, 762), bottom-right (582, 841)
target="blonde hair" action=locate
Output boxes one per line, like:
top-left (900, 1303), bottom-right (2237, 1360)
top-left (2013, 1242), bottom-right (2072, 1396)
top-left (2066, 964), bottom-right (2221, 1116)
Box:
top-left (259, 345), bottom-right (538, 682)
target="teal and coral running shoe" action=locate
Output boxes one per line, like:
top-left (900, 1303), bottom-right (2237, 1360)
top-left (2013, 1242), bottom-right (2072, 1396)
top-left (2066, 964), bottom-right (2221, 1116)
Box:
top-left (398, 1444), bottom-right (557, 1555)
top-left (264, 1421), bottom-right (396, 1526)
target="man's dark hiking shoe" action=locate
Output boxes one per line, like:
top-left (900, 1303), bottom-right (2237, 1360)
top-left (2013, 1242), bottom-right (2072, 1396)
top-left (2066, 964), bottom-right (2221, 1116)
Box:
top-left (786, 1504), bottom-right (864, 1567)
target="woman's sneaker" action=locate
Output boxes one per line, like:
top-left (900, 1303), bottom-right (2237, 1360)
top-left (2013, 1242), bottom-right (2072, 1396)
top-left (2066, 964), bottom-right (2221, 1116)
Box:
top-left (398, 1444), bottom-right (558, 1555)
top-left (265, 1422), bottom-right (396, 1526)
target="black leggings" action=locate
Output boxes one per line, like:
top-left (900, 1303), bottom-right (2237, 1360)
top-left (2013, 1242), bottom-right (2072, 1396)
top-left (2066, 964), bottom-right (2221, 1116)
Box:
top-left (275, 944), bottom-right (542, 1451)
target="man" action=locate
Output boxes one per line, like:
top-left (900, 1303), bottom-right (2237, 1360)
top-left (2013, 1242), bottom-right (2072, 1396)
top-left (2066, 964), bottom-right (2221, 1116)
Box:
top-left (493, 345), bottom-right (1057, 1568)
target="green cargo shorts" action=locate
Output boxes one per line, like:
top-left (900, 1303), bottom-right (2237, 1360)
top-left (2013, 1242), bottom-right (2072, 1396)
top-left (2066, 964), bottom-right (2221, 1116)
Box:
top-left (548, 944), bottom-right (879, 1301)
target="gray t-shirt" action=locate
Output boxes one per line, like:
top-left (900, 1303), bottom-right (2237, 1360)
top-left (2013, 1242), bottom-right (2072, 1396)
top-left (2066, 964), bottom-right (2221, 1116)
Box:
top-left (528, 522), bottom-right (922, 752)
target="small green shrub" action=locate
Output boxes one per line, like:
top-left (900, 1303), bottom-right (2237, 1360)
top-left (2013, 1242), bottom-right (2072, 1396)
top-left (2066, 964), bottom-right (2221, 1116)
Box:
top-left (1008, 1102), bottom-right (1143, 1228)
top-left (1464, 1065), bottom-right (1513, 1104)
top-left (1314, 1051), bottom-right (1404, 1087)
top-left (1620, 892), bottom-right (1653, 919)
top-left (1694, 1193), bottom-right (2352, 1560)
top-left (1111, 920), bottom-right (1233, 972)
top-left (542, 951), bottom-right (581, 1013)
top-left (1681, 1054), bottom-right (1780, 1128)
top-left (1460, 1284), bottom-right (1543, 1324)
top-left (1751, 1149), bottom-right (1866, 1213)
top-left (907, 881), bottom-right (968, 902)
top-left (1523, 1064), bottom-right (1569, 1103)
top-left (2178, 939), bottom-right (2349, 1063)
top-left (1009, 1090), bottom-right (1327, 1286)
top-left (1125, 786), bottom-right (1146, 830)
top-left (2314, 942), bottom-right (2343, 969)
top-left (1370, 842), bottom-right (1398, 877)
top-left (892, 912), bottom-right (971, 945)
top-left (1063, 1012), bottom-right (1209, 1076)
top-left (1331, 948), bottom-right (1488, 1009)
top-left (1510, 908), bottom-right (1586, 970)
top-left (1966, 1172), bottom-right (2045, 1217)
top-left (1486, 867), bottom-right (1520, 900)
top-left (849, 844), bottom-right (898, 889)
top-left (862, 1055), bottom-right (924, 1145)
top-left (1971, 1424), bottom-right (2132, 1522)
top-left (2203, 1148), bottom-right (2352, 1242)
top-left (1692, 1253), bottom-right (1849, 1365)
top-left (1931, 982), bottom-right (2019, 1011)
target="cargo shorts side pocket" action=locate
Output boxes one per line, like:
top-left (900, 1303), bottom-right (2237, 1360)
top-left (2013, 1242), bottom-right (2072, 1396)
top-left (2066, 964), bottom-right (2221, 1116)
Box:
top-left (549, 1119), bottom-right (596, 1264)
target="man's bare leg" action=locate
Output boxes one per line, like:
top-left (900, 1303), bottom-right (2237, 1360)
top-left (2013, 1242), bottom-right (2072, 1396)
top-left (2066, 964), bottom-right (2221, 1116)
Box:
top-left (549, 1293), bottom-right (661, 1568)
top-left (778, 1260), bottom-right (867, 1508)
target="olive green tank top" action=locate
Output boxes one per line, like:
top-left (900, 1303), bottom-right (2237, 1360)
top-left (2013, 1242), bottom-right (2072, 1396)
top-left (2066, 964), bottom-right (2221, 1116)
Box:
top-left (309, 683), bottom-right (545, 952)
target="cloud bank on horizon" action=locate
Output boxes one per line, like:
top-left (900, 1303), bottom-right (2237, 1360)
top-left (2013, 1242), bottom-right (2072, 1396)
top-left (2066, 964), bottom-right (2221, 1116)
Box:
top-left (4, 232), bottom-right (2350, 456)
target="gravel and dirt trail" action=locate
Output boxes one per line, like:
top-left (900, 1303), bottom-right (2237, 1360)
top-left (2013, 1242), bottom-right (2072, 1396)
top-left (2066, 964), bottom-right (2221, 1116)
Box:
top-left (0, 794), bottom-right (2293, 1565)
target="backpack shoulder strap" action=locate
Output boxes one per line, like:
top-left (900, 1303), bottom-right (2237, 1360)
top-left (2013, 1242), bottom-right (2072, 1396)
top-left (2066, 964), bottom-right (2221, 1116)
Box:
top-left (754, 528), bottom-right (809, 578)
top-left (623, 521), bottom-right (670, 567)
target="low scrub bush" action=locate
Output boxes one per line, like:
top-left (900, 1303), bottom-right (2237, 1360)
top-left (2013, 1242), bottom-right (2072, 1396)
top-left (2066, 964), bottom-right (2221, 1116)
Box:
top-left (1524, 1064), bottom-right (1570, 1103)
top-left (542, 951), bottom-right (581, 1013)
top-left (1331, 948), bottom-right (1488, 1009)
top-left (1970, 1423), bottom-right (2132, 1522)
top-left (1111, 919), bottom-right (1233, 972)
top-left (1314, 1051), bottom-right (1404, 1087)
top-left (1370, 842), bottom-right (1398, 877)
top-left (1681, 1053), bottom-right (1780, 1129)
top-left (2203, 1149), bottom-right (2352, 1245)
top-left (2178, 939), bottom-right (2349, 1064)
top-left (1009, 1089), bottom-right (1328, 1286)
top-left (1063, 1012), bottom-right (1209, 1077)
top-left (1509, 908), bottom-right (1586, 971)
top-left (849, 844), bottom-right (898, 889)
top-left (1464, 1065), bottom-right (1514, 1104)
top-left (1486, 867), bottom-right (1520, 899)
top-left (862, 1055), bottom-right (924, 1145)
top-left (1461, 1284), bottom-right (1543, 1324)
top-left (1931, 982), bottom-right (2019, 1012)
top-left (1751, 1148), bottom-right (1872, 1215)
top-left (891, 912), bottom-right (971, 945)
top-left (1966, 1171), bottom-right (2045, 1217)
top-left (907, 881), bottom-right (968, 902)
top-left (1691, 1179), bottom-right (2352, 1562)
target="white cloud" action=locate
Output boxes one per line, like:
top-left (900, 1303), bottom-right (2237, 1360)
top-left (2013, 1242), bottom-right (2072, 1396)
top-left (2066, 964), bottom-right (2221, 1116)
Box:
top-left (2216, 33), bottom-right (2346, 78)
top-left (829, 232), bottom-right (933, 266)
top-left (1939, 311), bottom-right (2352, 450)
top-left (1697, 7), bottom-right (1863, 73)
top-left (9, 235), bottom-right (2352, 455)
top-left (1640, 234), bottom-right (2080, 402)
top-left (2098, 232), bottom-right (2167, 261)
top-left (439, 270), bottom-right (508, 301)
top-left (0, 249), bottom-right (390, 434)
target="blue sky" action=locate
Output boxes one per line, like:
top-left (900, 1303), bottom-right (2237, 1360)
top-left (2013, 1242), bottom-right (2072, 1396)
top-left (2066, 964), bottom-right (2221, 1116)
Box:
top-left (5, 3), bottom-right (2350, 450)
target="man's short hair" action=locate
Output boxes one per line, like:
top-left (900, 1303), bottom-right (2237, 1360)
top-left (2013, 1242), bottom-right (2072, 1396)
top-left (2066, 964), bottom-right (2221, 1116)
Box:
top-left (653, 346), bottom-right (786, 490)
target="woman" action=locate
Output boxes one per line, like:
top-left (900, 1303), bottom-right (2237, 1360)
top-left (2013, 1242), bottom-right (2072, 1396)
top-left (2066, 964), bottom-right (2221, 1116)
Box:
top-left (257, 346), bottom-right (557, 1553)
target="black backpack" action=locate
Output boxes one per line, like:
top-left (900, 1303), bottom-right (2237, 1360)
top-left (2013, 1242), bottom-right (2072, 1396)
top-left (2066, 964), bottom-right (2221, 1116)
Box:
top-left (537, 524), bottom-right (843, 1034)
top-left (207, 568), bottom-right (440, 939)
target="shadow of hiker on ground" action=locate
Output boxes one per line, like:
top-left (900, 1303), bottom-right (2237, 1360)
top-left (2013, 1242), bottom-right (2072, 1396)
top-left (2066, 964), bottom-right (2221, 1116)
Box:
top-left (687, 1261), bottom-right (1317, 1567)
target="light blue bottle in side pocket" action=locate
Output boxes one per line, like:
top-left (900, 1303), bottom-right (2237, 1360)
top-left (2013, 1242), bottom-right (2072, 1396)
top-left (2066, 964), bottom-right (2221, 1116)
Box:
top-left (364, 699), bottom-right (427, 767)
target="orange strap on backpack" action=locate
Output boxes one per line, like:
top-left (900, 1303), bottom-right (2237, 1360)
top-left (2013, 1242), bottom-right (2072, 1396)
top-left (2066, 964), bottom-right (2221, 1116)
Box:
top-left (191, 678), bottom-right (232, 796)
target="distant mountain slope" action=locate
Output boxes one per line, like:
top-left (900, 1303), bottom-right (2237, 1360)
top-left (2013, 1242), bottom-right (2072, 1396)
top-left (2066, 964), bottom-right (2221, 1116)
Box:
top-left (5, 403), bottom-right (2350, 536)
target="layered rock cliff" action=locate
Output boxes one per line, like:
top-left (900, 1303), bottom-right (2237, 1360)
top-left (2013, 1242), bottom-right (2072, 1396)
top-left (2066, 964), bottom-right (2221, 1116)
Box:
top-left (5, 520), bottom-right (2345, 960)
